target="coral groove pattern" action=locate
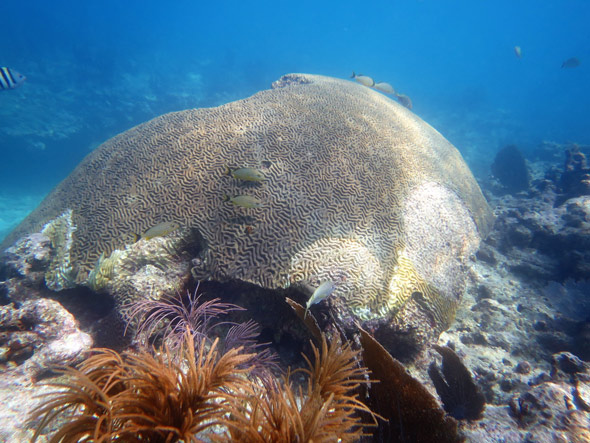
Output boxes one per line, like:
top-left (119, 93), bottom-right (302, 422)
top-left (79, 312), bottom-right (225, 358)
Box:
top-left (2, 73), bottom-right (493, 325)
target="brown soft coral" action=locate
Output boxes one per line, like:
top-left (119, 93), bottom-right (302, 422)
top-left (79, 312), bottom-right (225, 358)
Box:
top-left (31, 330), bottom-right (374, 442)
top-left (226, 335), bottom-right (375, 442)
top-left (31, 332), bottom-right (254, 442)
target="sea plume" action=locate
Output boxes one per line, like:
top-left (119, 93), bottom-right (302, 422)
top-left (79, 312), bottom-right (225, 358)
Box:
top-left (224, 334), bottom-right (376, 442)
top-left (31, 332), bottom-right (374, 442)
top-left (124, 282), bottom-right (278, 372)
top-left (31, 331), bottom-right (255, 442)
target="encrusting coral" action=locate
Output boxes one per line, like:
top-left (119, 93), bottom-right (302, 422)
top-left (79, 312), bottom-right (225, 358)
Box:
top-left (30, 291), bottom-right (376, 442)
top-left (40, 210), bottom-right (77, 291)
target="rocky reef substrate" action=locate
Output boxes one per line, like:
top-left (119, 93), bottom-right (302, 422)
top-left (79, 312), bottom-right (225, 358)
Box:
top-left (419, 142), bottom-right (590, 441)
top-left (1, 142), bottom-right (589, 441)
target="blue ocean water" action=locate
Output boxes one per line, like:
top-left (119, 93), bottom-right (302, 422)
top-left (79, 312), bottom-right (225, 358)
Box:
top-left (1, 0), bottom-right (588, 241)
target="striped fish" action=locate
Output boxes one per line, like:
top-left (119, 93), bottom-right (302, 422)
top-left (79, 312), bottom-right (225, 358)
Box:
top-left (0, 67), bottom-right (26, 90)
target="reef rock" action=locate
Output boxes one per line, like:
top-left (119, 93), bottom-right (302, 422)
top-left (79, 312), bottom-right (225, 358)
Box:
top-left (1, 73), bottom-right (493, 357)
top-left (491, 145), bottom-right (530, 194)
top-left (0, 298), bottom-right (92, 377)
top-left (0, 298), bottom-right (92, 442)
top-left (560, 144), bottom-right (590, 202)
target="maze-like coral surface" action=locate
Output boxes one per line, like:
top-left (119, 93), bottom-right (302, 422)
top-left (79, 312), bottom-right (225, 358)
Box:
top-left (3, 74), bottom-right (493, 322)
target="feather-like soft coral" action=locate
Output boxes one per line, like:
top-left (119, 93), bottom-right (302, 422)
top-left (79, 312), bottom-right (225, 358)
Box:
top-left (123, 282), bottom-right (244, 351)
top-left (224, 335), bottom-right (376, 443)
top-left (31, 332), bottom-right (375, 442)
top-left (31, 331), bottom-right (255, 442)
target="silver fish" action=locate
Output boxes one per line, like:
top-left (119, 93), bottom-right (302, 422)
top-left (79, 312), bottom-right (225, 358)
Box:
top-left (0, 67), bottom-right (26, 90)
top-left (305, 281), bottom-right (336, 317)
top-left (395, 93), bottom-right (413, 110)
top-left (350, 72), bottom-right (375, 87)
top-left (561, 57), bottom-right (580, 68)
top-left (374, 82), bottom-right (395, 94)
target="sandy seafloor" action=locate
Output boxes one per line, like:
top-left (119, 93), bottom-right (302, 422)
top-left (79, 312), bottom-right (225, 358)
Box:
top-left (1, 127), bottom-right (589, 440)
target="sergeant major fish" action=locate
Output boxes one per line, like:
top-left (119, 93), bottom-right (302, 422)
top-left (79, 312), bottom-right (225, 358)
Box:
top-left (223, 194), bottom-right (262, 209)
top-left (350, 72), bottom-right (375, 87)
top-left (0, 67), bottom-right (26, 90)
top-left (133, 221), bottom-right (180, 242)
top-left (304, 280), bottom-right (336, 318)
top-left (226, 166), bottom-right (265, 182)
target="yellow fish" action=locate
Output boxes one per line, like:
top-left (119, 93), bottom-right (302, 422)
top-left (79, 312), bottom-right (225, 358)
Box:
top-left (350, 72), bottom-right (375, 87)
top-left (226, 166), bottom-right (265, 182)
top-left (133, 221), bottom-right (180, 242)
top-left (223, 195), bottom-right (262, 208)
top-left (514, 46), bottom-right (522, 59)
top-left (374, 82), bottom-right (395, 94)
top-left (304, 281), bottom-right (336, 318)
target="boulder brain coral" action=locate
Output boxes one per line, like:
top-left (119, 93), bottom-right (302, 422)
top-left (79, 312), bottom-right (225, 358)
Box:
top-left (2, 73), bottom-right (493, 336)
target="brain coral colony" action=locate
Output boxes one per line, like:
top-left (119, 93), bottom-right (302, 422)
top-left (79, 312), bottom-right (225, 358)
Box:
top-left (0, 73), bottom-right (494, 440)
top-left (1, 73), bottom-right (493, 361)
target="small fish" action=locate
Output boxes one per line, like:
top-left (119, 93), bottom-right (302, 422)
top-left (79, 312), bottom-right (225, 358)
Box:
top-left (395, 93), bottom-right (413, 110)
top-left (514, 46), bottom-right (522, 59)
top-left (561, 57), bottom-right (580, 68)
top-left (374, 82), bottom-right (395, 94)
top-left (223, 194), bottom-right (262, 209)
top-left (0, 67), bottom-right (26, 90)
top-left (133, 221), bottom-right (180, 242)
top-left (304, 281), bottom-right (336, 318)
top-left (226, 166), bottom-right (265, 182)
top-left (350, 72), bottom-right (375, 87)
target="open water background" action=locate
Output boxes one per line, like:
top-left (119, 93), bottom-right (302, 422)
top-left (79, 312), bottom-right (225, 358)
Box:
top-left (1, 0), bottom-right (588, 240)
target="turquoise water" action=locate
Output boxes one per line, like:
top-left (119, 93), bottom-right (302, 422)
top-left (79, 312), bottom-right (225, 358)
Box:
top-left (1, 0), bottom-right (588, 241)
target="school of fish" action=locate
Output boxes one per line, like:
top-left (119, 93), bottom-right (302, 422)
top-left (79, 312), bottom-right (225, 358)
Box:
top-left (351, 72), bottom-right (412, 110)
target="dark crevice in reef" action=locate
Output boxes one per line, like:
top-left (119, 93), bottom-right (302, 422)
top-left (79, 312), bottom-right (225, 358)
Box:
top-left (44, 286), bottom-right (123, 349)
top-left (184, 279), bottom-right (318, 369)
top-left (0, 283), bottom-right (10, 306)
top-left (45, 286), bottom-right (115, 327)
